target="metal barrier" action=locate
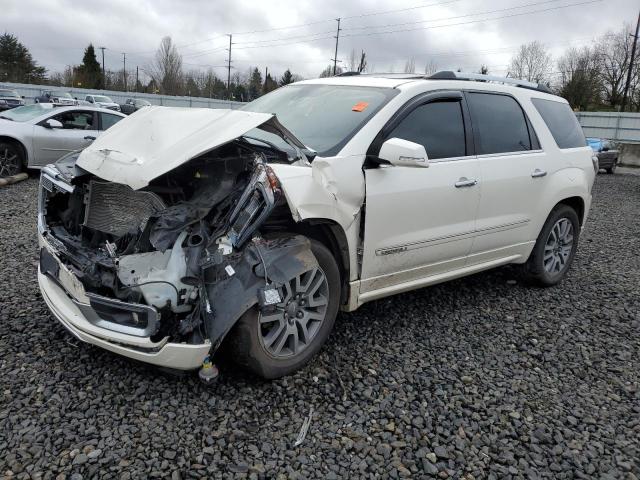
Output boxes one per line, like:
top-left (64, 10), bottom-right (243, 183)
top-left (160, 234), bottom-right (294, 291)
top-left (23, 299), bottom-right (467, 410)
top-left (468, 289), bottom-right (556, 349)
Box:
top-left (0, 82), bottom-right (245, 109)
top-left (575, 111), bottom-right (640, 143)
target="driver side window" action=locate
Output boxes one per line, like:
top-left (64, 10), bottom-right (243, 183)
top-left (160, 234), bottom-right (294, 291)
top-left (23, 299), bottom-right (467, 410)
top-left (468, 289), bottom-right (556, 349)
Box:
top-left (386, 100), bottom-right (466, 160)
top-left (52, 111), bottom-right (95, 130)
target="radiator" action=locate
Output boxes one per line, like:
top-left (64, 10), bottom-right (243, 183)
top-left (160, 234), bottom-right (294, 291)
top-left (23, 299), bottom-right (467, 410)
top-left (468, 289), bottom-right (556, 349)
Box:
top-left (82, 181), bottom-right (166, 237)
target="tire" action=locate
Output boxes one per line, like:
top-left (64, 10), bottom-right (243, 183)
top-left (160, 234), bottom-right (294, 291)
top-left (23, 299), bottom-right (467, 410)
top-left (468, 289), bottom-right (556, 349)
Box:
top-left (521, 204), bottom-right (580, 287)
top-left (606, 161), bottom-right (617, 174)
top-left (227, 238), bottom-right (341, 379)
top-left (0, 141), bottom-right (24, 178)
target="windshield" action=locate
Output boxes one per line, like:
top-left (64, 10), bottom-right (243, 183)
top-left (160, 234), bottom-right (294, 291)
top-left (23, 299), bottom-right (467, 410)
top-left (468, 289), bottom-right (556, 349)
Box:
top-left (0, 104), bottom-right (51, 122)
top-left (57, 92), bottom-right (73, 98)
top-left (243, 84), bottom-right (398, 156)
top-left (0, 89), bottom-right (19, 98)
top-left (93, 95), bottom-right (113, 103)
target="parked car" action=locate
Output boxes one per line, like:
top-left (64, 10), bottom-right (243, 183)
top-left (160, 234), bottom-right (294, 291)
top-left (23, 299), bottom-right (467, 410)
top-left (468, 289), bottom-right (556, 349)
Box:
top-left (587, 137), bottom-right (619, 174)
top-left (0, 89), bottom-right (26, 111)
top-left (37, 72), bottom-right (595, 380)
top-left (84, 94), bottom-right (121, 111)
top-left (120, 98), bottom-right (152, 115)
top-left (35, 90), bottom-right (77, 106)
top-left (0, 103), bottom-right (125, 177)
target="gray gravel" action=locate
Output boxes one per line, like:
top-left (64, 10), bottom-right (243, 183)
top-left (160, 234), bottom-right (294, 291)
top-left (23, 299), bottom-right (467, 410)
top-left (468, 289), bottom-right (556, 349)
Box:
top-left (1, 173), bottom-right (639, 479)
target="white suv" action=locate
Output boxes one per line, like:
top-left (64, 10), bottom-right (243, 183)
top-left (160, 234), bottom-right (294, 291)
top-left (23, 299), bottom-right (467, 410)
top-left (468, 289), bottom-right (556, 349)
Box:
top-left (37, 72), bottom-right (595, 379)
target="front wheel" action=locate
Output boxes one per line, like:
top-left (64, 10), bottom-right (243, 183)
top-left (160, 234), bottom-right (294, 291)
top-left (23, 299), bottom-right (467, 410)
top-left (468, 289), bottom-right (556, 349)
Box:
top-left (0, 142), bottom-right (24, 178)
top-left (521, 205), bottom-right (580, 287)
top-left (227, 238), bottom-right (341, 379)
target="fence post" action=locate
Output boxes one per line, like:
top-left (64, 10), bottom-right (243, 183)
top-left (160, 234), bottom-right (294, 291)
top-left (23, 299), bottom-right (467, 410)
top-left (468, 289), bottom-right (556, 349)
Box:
top-left (614, 113), bottom-right (622, 142)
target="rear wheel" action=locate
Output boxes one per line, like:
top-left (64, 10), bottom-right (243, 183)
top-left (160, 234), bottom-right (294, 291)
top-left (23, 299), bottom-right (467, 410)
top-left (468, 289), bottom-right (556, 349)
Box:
top-left (228, 238), bottom-right (341, 379)
top-left (0, 142), bottom-right (24, 178)
top-left (521, 205), bottom-right (580, 287)
top-left (606, 160), bottom-right (617, 174)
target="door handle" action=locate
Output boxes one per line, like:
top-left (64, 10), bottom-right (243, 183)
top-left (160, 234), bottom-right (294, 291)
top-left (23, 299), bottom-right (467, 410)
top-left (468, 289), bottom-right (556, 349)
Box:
top-left (84, 136), bottom-right (96, 141)
top-left (455, 177), bottom-right (478, 188)
top-left (531, 169), bottom-right (547, 178)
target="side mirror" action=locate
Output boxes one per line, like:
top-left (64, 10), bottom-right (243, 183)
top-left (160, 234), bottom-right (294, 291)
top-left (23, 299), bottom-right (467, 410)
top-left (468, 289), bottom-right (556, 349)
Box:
top-left (378, 138), bottom-right (429, 168)
top-left (45, 119), bottom-right (63, 129)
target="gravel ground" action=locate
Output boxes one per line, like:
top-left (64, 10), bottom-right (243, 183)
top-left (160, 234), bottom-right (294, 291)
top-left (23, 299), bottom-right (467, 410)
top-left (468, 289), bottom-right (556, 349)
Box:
top-left (1, 174), bottom-right (638, 480)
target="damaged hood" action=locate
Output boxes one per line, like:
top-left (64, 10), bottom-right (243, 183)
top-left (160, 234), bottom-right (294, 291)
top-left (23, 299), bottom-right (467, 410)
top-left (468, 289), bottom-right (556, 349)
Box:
top-left (76, 106), bottom-right (304, 190)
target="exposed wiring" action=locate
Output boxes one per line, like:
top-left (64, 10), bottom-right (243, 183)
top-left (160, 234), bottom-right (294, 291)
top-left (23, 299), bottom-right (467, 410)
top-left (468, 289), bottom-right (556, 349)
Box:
top-left (252, 240), bottom-right (269, 286)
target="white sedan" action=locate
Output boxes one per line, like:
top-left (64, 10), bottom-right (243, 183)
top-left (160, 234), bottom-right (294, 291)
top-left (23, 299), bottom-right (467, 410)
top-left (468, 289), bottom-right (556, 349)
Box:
top-left (0, 103), bottom-right (125, 177)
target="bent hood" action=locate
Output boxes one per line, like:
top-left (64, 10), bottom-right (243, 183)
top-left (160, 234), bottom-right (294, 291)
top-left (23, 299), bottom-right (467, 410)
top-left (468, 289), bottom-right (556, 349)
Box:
top-left (76, 106), bottom-right (304, 190)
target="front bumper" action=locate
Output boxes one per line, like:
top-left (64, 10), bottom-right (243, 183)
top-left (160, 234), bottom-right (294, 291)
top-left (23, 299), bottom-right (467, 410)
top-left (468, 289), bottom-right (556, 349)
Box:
top-left (38, 234), bottom-right (211, 370)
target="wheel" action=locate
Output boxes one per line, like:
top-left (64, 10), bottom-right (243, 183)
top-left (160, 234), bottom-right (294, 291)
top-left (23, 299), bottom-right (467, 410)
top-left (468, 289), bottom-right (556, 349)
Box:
top-left (606, 161), bottom-right (617, 174)
top-left (228, 238), bottom-right (341, 379)
top-left (0, 142), bottom-right (24, 178)
top-left (521, 204), bottom-right (580, 287)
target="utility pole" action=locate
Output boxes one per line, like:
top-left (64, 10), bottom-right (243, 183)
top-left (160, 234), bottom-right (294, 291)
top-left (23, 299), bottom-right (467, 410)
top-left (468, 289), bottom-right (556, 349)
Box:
top-left (99, 46), bottom-right (106, 89)
top-left (331, 18), bottom-right (341, 75)
top-left (226, 34), bottom-right (232, 100)
top-left (621, 9), bottom-right (639, 112)
top-left (135, 66), bottom-right (139, 93)
top-left (122, 52), bottom-right (127, 91)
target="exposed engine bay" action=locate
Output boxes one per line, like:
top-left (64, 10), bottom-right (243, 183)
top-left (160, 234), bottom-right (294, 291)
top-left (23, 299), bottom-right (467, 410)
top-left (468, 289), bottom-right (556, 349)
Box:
top-left (38, 137), bottom-right (318, 351)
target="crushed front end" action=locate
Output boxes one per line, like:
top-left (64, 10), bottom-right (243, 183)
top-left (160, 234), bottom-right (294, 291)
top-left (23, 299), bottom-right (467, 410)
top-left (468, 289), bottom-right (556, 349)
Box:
top-left (37, 136), bottom-right (315, 370)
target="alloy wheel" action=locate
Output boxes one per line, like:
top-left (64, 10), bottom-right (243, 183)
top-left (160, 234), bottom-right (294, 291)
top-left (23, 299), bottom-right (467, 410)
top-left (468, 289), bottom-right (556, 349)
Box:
top-left (543, 218), bottom-right (574, 274)
top-left (258, 267), bottom-right (329, 358)
top-left (0, 146), bottom-right (21, 177)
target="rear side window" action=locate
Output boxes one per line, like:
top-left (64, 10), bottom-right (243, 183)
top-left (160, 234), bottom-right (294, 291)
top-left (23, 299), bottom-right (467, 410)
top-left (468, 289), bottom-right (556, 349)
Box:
top-left (466, 92), bottom-right (532, 154)
top-left (386, 101), bottom-right (466, 160)
top-left (531, 98), bottom-right (585, 149)
top-left (100, 112), bottom-right (122, 130)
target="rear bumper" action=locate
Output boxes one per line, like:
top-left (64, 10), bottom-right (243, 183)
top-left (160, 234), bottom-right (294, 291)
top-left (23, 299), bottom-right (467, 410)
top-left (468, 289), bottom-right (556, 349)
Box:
top-left (38, 235), bottom-right (210, 370)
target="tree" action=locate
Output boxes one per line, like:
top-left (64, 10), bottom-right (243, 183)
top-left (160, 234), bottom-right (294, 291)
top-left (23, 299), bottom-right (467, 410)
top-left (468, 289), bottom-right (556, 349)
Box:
top-left (478, 64), bottom-right (489, 75)
top-left (556, 46), bottom-right (600, 110)
top-left (404, 57), bottom-right (416, 73)
top-left (508, 41), bottom-right (552, 83)
top-left (0, 33), bottom-right (46, 83)
top-left (279, 69), bottom-right (294, 86)
top-left (424, 60), bottom-right (438, 76)
top-left (148, 36), bottom-right (183, 95)
top-left (595, 24), bottom-right (638, 109)
top-left (76, 44), bottom-right (102, 89)
top-left (248, 67), bottom-right (263, 100)
top-left (263, 73), bottom-right (278, 93)
top-left (319, 64), bottom-right (342, 77)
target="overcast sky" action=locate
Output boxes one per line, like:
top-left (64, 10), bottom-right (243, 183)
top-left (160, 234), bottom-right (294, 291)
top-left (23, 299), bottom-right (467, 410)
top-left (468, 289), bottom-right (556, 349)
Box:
top-left (4, 0), bottom-right (637, 82)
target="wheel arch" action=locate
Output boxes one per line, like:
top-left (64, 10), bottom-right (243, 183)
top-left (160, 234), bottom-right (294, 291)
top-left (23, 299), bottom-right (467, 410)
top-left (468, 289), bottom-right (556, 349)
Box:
top-left (0, 135), bottom-right (29, 167)
top-left (556, 196), bottom-right (585, 227)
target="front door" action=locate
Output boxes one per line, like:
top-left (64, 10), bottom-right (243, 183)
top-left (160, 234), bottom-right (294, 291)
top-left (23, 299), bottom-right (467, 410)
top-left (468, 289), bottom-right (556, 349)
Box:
top-left (33, 110), bottom-right (99, 166)
top-left (361, 93), bottom-right (479, 294)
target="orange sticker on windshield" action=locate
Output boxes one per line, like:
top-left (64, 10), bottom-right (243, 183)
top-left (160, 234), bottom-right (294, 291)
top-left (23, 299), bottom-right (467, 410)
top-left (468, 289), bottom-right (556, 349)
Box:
top-left (352, 101), bottom-right (369, 112)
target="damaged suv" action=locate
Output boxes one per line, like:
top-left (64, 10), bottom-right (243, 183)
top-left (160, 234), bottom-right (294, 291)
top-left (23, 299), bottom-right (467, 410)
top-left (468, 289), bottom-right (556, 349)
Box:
top-left (38, 72), bottom-right (595, 379)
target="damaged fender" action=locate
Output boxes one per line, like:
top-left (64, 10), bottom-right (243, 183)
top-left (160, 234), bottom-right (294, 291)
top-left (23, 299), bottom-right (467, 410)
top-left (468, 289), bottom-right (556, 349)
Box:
top-left (203, 235), bottom-right (318, 350)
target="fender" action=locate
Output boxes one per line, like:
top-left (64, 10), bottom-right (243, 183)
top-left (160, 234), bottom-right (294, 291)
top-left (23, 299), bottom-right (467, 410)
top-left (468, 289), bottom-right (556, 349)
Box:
top-left (202, 235), bottom-right (318, 351)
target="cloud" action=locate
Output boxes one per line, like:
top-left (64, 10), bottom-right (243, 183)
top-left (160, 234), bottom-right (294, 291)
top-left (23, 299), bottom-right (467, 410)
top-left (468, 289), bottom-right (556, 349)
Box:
top-left (3, 0), bottom-right (636, 81)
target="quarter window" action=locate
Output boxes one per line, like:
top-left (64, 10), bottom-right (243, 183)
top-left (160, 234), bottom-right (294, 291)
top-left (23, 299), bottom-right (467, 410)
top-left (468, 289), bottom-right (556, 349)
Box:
top-left (531, 98), bottom-right (585, 149)
top-left (386, 100), bottom-right (466, 160)
top-left (466, 92), bottom-right (532, 154)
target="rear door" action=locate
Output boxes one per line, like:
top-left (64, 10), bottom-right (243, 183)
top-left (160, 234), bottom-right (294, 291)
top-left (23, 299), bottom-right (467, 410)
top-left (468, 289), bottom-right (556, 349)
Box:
top-left (361, 91), bottom-right (480, 293)
top-left (466, 91), bottom-right (550, 263)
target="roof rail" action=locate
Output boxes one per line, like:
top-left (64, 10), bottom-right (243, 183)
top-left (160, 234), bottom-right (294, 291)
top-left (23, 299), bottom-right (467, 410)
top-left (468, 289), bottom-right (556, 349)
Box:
top-left (428, 70), bottom-right (551, 93)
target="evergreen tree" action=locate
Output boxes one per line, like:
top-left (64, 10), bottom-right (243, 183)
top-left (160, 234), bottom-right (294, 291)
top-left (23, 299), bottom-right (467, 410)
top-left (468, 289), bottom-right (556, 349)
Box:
top-left (76, 44), bottom-right (102, 88)
top-left (0, 33), bottom-right (46, 83)
top-left (279, 69), bottom-right (294, 86)
top-left (248, 67), bottom-right (263, 100)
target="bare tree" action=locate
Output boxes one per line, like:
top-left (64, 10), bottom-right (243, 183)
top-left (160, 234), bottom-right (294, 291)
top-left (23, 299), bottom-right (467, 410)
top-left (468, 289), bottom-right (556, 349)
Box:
top-left (478, 64), bottom-right (489, 75)
top-left (508, 41), bottom-right (552, 83)
top-left (347, 49), bottom-right (359, 72)
top-left (556, 46), bottom-right (601, 110)
top-left (424, 60), bottom-right (438, 76)
top-left (404, 57), bottom-right (416, 73)
top-left (319, 64), bottom-right (342, 77)
top-left (595, 24), bottom-right (637, 109)
top-left (148, 36), bottom-right (183, 95)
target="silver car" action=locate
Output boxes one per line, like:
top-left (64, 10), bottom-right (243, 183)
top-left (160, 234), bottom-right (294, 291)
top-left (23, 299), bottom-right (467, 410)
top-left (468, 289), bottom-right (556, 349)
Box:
top-left (0, 103), bottom-right (125, 177)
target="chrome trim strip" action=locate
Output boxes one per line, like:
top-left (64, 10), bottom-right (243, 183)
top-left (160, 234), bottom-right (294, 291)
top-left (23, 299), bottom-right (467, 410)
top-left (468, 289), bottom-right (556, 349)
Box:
top-left (375, 219), bottom-right (530, 256)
